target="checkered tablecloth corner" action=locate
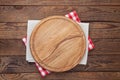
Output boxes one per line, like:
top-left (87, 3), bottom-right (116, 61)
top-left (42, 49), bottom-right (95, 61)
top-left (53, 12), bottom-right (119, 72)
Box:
top-left (22, 37), bottom-right (50, 77)
top-left (22, 36), bottom-right (27, 46)
top-left (22, 11), bottom-right (94, 77)
top-left (35, 62), bottom-right (50, 77)
top-left (88, 36), bottom-right (95, 51)
top-left (65, 11), bottom-right (94, 51)
top-left (65, 11), bottom-right (81, 22)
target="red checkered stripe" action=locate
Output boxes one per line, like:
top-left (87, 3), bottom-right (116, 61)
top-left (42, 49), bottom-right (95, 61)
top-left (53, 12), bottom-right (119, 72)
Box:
top-left (65, 11), bottom-right (80, 22)
top-left (22, 37), bottom-right (50, 77)
top-left (88, 36), bottom-right (95, 51)
top-left (35, 63), bottom-right (50, 77)
top-left (22, 37), bottom-right (27, 46)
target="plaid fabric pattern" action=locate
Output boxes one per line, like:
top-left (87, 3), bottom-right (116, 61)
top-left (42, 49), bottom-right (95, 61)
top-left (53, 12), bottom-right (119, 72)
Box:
top-left (35, 63), bottom-right (50, 77)
top-left (65, 11), bottom-right (81, 22)
top-left (22, 11), bottom-right (94, 77)
top-left (88, 36), bottom-right (95, 51)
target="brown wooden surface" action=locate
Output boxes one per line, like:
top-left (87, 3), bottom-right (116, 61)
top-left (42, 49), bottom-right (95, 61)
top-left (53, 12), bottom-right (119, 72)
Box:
top-left (0, 0), bottom-right (120, 6)
top-left (0, 72), bottom-right (120, 80)
top-left (0, 6), bottom-right (120, 22)
top-left (0, 0), bottom-right (120, 80)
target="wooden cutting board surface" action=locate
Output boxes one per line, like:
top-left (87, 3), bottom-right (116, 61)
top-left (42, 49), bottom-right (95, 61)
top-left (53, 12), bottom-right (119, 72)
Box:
top-left (30, 16), bottom-right (86, 72)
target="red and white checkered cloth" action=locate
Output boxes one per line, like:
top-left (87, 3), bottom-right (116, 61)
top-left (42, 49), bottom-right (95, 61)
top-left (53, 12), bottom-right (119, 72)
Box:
top-left (22, 11), bottom-right (94, 77)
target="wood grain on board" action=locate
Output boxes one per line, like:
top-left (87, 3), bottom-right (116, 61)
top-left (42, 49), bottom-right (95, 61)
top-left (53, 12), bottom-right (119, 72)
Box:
top-left (0, 0), bottom-right (120, 79)
top-left (30, 16), bottom-right (86, 72)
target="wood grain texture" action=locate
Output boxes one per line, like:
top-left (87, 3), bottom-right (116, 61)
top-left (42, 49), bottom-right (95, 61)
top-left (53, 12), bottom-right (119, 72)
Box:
top-left (0, 23), bottom-right (26, 39)
top-left (0, 0), bottom-right (120, 6)
top-left (0, 0), bottom-right (120, 79)
top-left (30, 16), bottom-right (86, 72)
top-left (0, 39), bottom-right (25, 55)
top-left (0, 6), bottom-right (120, 22)
top-left (91, 39), bottom-right (120, 54)
top-left (0, 56), bottom-right (37, 73)
top-left (0, 23), bottom-right (27, 39)
top-left (0, 39), bottom-right (120, 56)
top-left (0, 55), bottom-right (120, 73)
top-left (0, 22), bottom-right (120, 39)
top-left (0, 72), bottom-right (120, 80)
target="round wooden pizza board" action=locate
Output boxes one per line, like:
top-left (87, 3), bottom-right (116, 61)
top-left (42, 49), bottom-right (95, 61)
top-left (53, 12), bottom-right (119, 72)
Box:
top-left (30, 16), bottom-right (86, 72)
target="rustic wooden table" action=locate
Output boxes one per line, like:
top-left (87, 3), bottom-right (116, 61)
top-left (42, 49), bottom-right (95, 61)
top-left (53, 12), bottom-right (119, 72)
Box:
top-left (0, 0), bottom-right (120, 80)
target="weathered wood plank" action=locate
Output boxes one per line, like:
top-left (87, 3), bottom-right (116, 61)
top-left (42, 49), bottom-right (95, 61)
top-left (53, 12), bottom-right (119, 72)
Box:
top-left (0, 6), bottom-right (120, 22)
top-left (90, 22), bottom-right (120, 39)
top-left (0, 72), bottom-right (120, 80)
top-left (0, 56), bottom-right (37, 73)
top-left (0, 39), bottom-right (25, 55)
top-left (0, 0), bottom-right (120, 6)
top-left (90, 39), bottom-right (120, 54)
top-left (0, 39), bottom-right (120, 56)
top-left (0, 55), bottom-right (120, 73)
top-left (70, 54), bottom-right (120, 72)
top-left (0, 22), bottom-right (120, 39)
top-left (0, 23), bottom-right (27, 39)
